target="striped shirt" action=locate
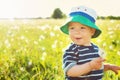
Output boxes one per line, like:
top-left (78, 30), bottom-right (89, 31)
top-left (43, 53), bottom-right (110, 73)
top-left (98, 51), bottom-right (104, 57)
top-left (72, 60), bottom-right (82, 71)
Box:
top-left (62, 43), bottom-right (104, 80)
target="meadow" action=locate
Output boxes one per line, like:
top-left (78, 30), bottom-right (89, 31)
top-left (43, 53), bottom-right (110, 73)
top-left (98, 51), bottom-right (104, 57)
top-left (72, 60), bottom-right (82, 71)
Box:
top-left (0, 19), bottom-right (120, 80)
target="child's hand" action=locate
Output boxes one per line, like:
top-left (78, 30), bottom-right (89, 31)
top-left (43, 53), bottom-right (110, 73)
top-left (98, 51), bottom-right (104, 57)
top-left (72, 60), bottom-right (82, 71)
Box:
top-left (109, 65), bottom-right (120, 74)
top-left (89, 57), bottom-right (105, 70)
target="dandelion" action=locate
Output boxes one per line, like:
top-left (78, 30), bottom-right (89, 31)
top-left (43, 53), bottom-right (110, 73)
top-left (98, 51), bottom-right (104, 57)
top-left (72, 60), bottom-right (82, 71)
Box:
top-left (28, 60), bottom-right (32, 66)
top-left (110, 35), bottom-right (113, 38)
top-left (117, 51), bottom-right (120, 56)
top-left (34, 41), bottom-right (38, 45)
top-left (12, 25), bottom-right (20, 30)
top-left (109, 45), bottom-right (114, 50)
top-left (20, 36), bottom-right (25, 40)
top-left (102, 42), bottom-right (106, 47)
top-left (42, 47), bottom-right (46, 51)
top-left (39, 26), bottom-right (46, 30)
top-left (52, 44), bottom-right (56, 49)
top-left (50, 32), bottom-right (55, 37)
top-left (41, 57), bottom-right (45, 61)
top-left (39, 35), bottom-right (45, 40)
top-left (110, 20), bottom-right (114, 23)
top-left (38, 24), bottom-right (49, 30)
top-left (62, 48), bottom-right (66, 52)
top-left (53, 25), bottom-right (59, 31)
top-left (43, 52), bottom-right (47, 56)
top-left (20, 67), bottom-right (25, 72)
top-left (41, 52), bottom-right (47, 60)
top-left (54, 40), bottom-right (58, 44)
top-left (7, 30), bottom-right (12, 35)
top-left (108, 31), bottom-right (114, 35)
top-left (10, 57), bottom-right (16, 62)
top-left (4, 39), bottom-right (11, 48)
top-left (108, 27), bottom-right (113, 31)
top-left (25, 39), bottom-right (29, 44)
top-left (97, 39), bottom-right (101, 43)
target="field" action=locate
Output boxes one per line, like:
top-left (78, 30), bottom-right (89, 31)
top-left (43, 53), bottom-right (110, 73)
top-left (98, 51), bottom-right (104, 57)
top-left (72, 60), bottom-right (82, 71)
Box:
top-left (0, 19), bottom-right (120, 80)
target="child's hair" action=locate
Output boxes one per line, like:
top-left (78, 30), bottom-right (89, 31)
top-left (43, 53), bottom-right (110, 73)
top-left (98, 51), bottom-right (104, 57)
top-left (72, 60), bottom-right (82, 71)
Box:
top-left (60, 6), bottom-right (102, 38)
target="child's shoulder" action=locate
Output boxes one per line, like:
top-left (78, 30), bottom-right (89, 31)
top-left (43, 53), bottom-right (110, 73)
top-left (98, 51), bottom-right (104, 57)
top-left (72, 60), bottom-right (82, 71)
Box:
top-left (65, 43), bottom-right (77, 51)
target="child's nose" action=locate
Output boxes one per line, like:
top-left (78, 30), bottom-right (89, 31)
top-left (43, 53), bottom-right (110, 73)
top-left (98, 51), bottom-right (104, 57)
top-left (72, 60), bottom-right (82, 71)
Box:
top-left (75, 29), bottom-right (81, 34)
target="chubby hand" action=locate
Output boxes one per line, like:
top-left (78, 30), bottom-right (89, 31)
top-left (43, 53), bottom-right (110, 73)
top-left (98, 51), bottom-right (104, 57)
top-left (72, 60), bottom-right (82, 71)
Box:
top-left (89, 57), bottom-right (106, 70)
top-left (109, 65), bottom-right (120, 74)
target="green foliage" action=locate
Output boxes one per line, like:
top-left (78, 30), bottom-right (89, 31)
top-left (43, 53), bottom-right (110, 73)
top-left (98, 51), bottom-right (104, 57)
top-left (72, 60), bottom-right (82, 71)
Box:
top-left (51, 8), bottom-right (66, 19)
top-left (0, 19), bottom-right (120, 80)
top-left (97, 16), bottom-right (120, 20)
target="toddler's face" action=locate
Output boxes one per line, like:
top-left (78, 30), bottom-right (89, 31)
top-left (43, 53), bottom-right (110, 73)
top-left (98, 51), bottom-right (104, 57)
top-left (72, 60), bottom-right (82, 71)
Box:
top-left (68, 22), bottom-right (95, 46)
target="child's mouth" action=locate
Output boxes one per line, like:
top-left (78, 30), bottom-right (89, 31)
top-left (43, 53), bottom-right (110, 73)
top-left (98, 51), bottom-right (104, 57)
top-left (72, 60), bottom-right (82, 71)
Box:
top-left (75, 38), bottom-right (82, 40)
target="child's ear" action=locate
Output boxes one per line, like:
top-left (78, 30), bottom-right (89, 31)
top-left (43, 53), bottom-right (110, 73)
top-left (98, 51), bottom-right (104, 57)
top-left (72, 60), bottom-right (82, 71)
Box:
top-left (91, 28), bottom-right (96, 36)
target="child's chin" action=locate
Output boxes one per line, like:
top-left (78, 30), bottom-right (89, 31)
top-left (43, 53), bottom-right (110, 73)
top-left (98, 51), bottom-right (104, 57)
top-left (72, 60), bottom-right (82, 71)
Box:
top-left (75, 43), bottom-right (84, 46)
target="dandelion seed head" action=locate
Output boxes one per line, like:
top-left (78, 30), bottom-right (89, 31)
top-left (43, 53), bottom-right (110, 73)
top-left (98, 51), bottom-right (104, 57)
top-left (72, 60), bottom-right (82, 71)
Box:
top-left (102, 42), bottom-right (106, 47)
top-left (52, 44), bottom-right (56, 49)
top-left (20, 67), bottom-right (25, 72)
top-left (39, 35), bottom-right (45, 40)
top-left (28, 60), bottom-right (32, 66)
top-left (109, 45), bottom-right (113, 50)
top-left (34, 41), bottom-right (38, 45)
top-left (42, 47), bottom-right (45, 51)
top-left (43, 52), bottom-right (47, 56)
top-left (50, 32), bottom-right (55, 37)
top-left (117, 51), bottom-right (120, 56)
top-left (4, 39), bottom-right (11, 48)
top-left (20, 36), bottom-right (25, 40)
top-left (53, 26), bottom-right (59, 31)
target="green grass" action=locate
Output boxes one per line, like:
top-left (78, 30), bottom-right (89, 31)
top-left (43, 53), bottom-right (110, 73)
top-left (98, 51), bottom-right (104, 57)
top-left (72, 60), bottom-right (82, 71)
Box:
top-left (0, 19), bottom-right (120, 80)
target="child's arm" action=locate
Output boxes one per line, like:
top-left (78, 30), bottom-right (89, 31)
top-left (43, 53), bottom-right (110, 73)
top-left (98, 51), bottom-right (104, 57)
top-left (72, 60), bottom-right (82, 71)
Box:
top-left (104, 64), bottom-right (120, 74)
top-left (67, 57), bottom-right (105, 77)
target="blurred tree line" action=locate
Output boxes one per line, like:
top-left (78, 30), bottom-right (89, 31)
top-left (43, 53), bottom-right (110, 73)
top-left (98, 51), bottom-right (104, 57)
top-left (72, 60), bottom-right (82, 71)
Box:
top-left (51, 8), bottom-right (120, 20)
top-left (97, 16), bottom-right (120, 20)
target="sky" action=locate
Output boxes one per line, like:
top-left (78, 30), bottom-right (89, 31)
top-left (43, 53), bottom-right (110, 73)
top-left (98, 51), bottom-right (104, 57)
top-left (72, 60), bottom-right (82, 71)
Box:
top-left (0, 0), bottom-right (120, 18)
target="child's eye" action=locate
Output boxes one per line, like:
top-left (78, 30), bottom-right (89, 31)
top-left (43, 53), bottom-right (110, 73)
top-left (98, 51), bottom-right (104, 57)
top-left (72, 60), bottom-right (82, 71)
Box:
top-left (81, 27), bottom-right (86, 29)
top-left (69, 27), bottom-right (74, 29)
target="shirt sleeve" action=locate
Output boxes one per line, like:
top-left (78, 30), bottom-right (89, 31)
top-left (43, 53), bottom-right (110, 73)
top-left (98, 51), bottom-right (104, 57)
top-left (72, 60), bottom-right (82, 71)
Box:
top-left (62, 49), bottom-right (78, 74)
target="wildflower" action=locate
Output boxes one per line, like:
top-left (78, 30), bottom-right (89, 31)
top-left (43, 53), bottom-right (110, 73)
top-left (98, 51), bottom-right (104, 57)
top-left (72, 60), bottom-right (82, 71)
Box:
top-left (20, 67), bottom-right (25, 72)
top-left (42, 47), bottom-right (45, 51)
top-left (109, 45), bottom-right (113, 50)
top-left (39, 35), bottom-right (45, 40)
top-left (50, 32), bottom-right (55, 37)
top-left (34, 41), bottom-right (38, 45)
top-left (20, 36), bottom-right (25, 40)
top-left (117, 51), bottom-right (120, 56)
top-left (28, 60), bottom-right (32, 66)
top-left (4, 39), bottom-right (11, 48)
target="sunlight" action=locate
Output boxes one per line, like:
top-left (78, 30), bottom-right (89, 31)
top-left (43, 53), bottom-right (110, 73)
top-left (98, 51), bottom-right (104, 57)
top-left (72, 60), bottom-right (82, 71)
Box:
top-left (0, 0), bottom-right (19, 18)
top-left (0, 0), bottom-right (120, 18)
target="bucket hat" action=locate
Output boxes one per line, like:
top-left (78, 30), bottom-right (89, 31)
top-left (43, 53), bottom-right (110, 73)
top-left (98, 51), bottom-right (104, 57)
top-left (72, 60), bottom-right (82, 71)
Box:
top-left (60, 6), bottom-right (101, 38)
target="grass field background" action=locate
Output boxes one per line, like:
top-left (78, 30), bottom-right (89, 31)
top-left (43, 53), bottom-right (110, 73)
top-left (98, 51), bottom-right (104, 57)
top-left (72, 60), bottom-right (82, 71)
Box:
top-left (0, 19), bottom-right (120, 80)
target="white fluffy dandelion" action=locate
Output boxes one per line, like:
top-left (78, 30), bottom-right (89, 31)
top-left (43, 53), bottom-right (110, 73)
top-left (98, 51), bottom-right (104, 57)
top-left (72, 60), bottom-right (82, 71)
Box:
top-left (4, 39), bottom-right (11, 48)
top-left (39, 35), bottom-right (45, 40)
top-left (109, 45), bottom-right (114, 50)
top-left (50, 32), bottom-right (55, 37)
